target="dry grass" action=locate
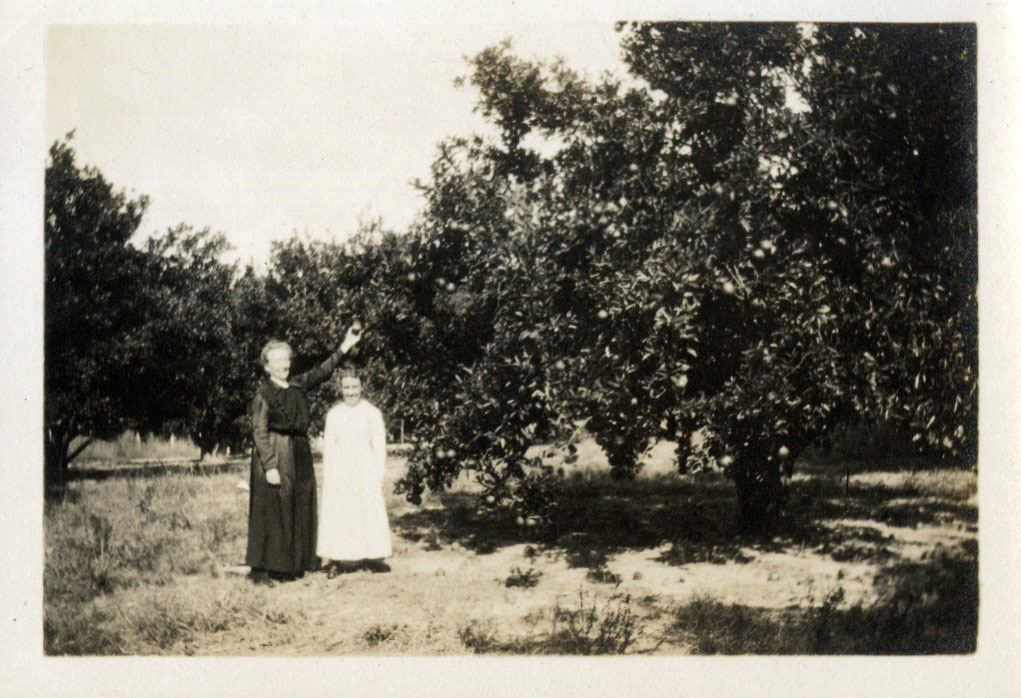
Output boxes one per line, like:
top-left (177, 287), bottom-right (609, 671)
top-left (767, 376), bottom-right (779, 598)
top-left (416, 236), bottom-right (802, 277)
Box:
top-left (45, 438), bottom-right (978, 656)
top-left (72, 431), bottom-right (202, 464)
top-left (668, 550), bottom-right (977, 654)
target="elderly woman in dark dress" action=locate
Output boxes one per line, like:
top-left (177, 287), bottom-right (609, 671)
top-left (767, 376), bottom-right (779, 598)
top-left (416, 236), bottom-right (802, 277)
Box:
top-left (246, 323), bottom-right (363, 586)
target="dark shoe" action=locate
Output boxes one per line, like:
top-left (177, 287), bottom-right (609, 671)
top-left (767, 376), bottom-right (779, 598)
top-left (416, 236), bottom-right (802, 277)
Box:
top-left (336, 561), bottom-right (360, 574)
top-left (366, 559), bottom-right (391, 573)
top-left (250, 570), bottom-right (276, 587)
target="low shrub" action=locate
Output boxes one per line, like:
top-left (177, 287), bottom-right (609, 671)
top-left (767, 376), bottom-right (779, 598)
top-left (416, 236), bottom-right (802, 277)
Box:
top-left (364, 623), bottom-right (409, 647)
top-left (543, 588), bottom-right (640, 654)
top-left (505, 567), bottom-right (543, 588)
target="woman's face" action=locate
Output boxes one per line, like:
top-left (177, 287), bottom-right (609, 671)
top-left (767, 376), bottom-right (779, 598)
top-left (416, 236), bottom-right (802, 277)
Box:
top-left (264, 347), bottom-right (292, 383)
top-left (341, 376), bottom-right (362, 406)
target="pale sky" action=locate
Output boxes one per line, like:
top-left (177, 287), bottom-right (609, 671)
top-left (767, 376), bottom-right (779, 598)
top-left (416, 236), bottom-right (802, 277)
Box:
top-left (46, 22), bottom-right (631, 268)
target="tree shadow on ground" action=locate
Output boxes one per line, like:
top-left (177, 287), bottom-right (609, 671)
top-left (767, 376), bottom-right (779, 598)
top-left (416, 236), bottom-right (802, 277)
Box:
top-left (391, 466), bottom-right (978, 576)
top-left (658, 550), bottom-right (978, 655)
top-left (790, 467), bottom-right (978, 529)
top-left (395, 473), bottom-right (783, 565)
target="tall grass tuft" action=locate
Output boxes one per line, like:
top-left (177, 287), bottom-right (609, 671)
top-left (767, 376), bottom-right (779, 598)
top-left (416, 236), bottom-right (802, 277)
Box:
top-left (543, 587), bottom-right (640, 654)
top-left (457, 588), bottom-right (643, 655)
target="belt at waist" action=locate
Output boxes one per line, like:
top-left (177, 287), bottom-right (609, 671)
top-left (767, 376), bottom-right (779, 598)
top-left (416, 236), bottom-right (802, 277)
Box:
top-left (269, 428), bottom-right (308, 438)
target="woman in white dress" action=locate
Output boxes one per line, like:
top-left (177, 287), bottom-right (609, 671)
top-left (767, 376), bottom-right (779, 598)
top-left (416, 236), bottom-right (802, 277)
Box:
top-left (317, 365), bottom-right (393, 577)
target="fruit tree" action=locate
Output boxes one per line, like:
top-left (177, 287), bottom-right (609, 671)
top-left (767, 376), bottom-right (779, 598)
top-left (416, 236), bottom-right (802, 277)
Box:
top-left (383, 24), bottom-right (976, 531)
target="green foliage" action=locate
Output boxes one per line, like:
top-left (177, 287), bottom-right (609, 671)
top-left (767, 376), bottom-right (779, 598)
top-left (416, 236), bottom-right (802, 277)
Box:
top-left (382, 24), bottom-right (976, 530)
top-left (44, 138), bottom-right (262, 487)
top-left (140, 226), bottom-right (254, 456)
top-left (45, 137), bottom-right (152, 488)
top-left (47, 23), bottom-right (978, 535)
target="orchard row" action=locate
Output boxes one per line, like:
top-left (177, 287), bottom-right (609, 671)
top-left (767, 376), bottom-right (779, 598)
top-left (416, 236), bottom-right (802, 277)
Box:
top-left (46, 24), bottom-right (976, 531)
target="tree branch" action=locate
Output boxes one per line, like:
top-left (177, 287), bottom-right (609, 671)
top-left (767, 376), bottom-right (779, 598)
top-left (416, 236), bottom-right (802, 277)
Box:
top-left (67, 437), bottom-right (95, 464)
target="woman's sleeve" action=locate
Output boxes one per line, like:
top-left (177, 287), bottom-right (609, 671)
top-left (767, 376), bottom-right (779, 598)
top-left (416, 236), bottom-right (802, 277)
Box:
top-left (369, 407), bottom-right (387, 480)
top-left (251, 392), bottom-right (276, 473)
top-left (291, 343), bottom-right (348, 389)
top-left (322, 407), bottom-right (339, 472)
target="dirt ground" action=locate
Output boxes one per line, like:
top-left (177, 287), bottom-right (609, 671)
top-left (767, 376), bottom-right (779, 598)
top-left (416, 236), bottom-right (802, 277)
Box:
top-left (153, 441), bottom-right (977, 656)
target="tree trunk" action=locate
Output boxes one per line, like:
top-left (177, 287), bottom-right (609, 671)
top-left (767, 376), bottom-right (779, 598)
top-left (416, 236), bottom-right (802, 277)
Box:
top-left (44, 426), bottom-right (70, 496)
top-left (45, 423), bottom-right (93, 497)
top-left (733, 464), bottom-right (785, 534)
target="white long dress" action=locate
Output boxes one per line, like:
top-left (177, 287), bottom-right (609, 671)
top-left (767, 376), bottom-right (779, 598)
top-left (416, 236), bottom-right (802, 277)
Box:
top-left (316, 399), bottom-right (392, 561)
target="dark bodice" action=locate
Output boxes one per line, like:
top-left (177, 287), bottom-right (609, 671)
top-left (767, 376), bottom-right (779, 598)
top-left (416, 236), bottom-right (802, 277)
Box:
top-left (252, 342), bottom-right (349, 438)
top-left (259, 382), bottom-right (311, 433)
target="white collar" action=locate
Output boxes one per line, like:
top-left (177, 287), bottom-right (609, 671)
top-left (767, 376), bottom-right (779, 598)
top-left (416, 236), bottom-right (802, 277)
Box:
top-left (270, 376), bottom-right (290, 389)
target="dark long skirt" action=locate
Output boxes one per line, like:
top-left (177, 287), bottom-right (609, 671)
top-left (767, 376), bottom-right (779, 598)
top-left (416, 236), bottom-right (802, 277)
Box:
top-left (245, 432), bottom-right (319, 574)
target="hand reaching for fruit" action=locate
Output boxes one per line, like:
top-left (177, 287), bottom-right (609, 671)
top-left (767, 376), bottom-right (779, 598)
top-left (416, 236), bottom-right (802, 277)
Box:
top-left (341, 320), bottom-right (364, 353)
